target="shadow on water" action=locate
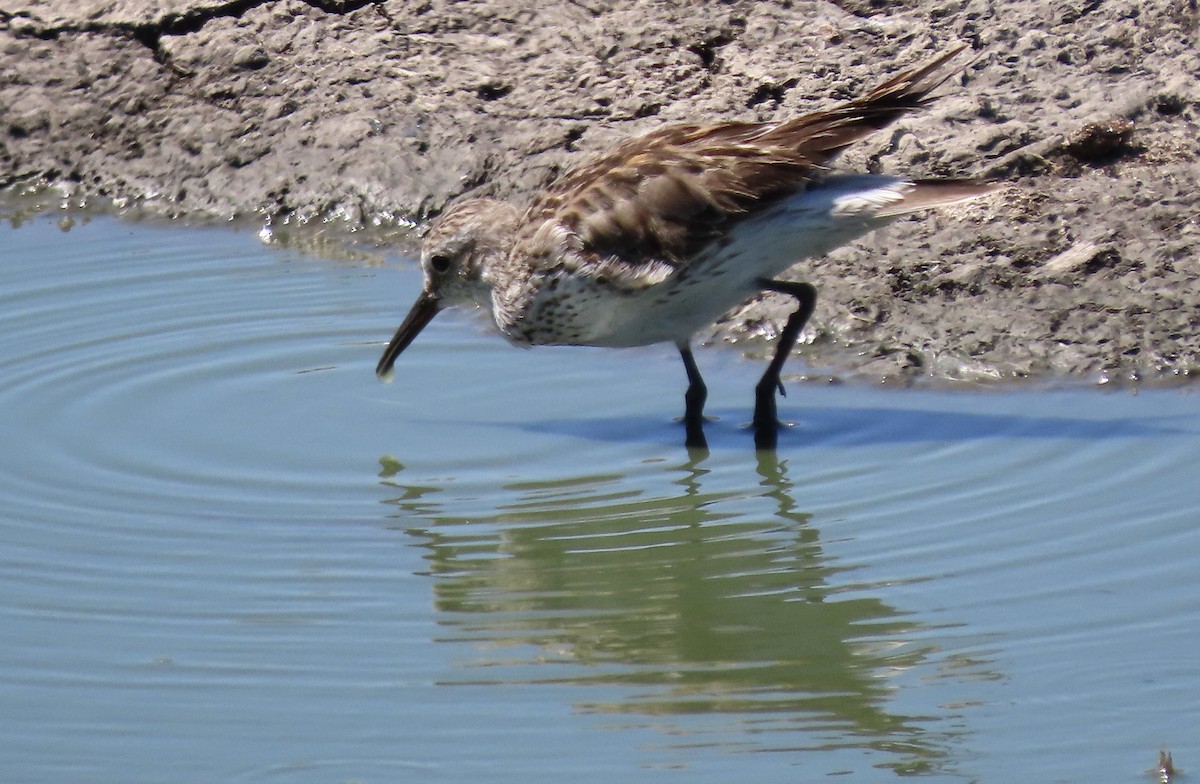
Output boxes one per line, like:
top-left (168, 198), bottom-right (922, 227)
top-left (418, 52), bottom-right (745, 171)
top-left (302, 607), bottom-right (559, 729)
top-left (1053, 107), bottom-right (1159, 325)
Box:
top-left (379, 451), bottom-right (999, 775)
top-left (503, 403), bottom-right (1190, 448)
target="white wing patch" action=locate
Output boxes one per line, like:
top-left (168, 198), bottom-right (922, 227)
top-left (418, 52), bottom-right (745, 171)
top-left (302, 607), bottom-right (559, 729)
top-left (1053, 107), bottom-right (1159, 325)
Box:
top-left (830, 181), bottom-right (912, 217)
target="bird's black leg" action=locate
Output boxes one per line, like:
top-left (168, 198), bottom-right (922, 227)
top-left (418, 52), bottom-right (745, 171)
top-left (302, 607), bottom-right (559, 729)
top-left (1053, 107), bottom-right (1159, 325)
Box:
top-left (677, 341), bottom-right (708, 450)
top-left (753, 280), bottom-right (817, 450)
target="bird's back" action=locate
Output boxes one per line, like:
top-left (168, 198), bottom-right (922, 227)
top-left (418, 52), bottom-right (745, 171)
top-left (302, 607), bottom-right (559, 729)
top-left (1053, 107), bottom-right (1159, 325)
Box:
top-left (499, 174), bottom-right (990, 348)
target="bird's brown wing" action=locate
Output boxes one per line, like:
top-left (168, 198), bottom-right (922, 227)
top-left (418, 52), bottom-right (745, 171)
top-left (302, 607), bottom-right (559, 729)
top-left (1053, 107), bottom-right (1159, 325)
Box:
top-left (512, 46), bottom-right (970, 279)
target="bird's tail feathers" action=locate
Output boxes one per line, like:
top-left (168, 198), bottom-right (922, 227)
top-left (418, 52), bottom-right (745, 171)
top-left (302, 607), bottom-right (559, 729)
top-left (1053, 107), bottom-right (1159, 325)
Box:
top-left (855, 44), bottom-right (973, 116)
top-left (769, 45), bottom-right (975, 161)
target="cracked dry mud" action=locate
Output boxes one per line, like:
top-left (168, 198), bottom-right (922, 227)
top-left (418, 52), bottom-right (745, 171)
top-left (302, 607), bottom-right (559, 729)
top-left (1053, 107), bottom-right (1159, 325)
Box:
top-left (2, 0), bottom-right (1198, 385)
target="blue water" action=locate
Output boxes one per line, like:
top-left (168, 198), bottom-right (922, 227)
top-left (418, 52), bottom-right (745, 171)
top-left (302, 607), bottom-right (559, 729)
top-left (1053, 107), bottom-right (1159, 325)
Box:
top-left (1, 213), bottom-right (1196, 783)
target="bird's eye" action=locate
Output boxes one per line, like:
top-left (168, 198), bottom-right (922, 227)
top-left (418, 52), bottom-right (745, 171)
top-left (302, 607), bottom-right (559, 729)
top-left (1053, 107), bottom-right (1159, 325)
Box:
top-left (428, 254), bottom-right (452, 274)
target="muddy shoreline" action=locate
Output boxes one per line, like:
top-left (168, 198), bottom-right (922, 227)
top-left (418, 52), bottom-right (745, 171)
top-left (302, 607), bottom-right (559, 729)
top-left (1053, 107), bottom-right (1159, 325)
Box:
top-left (3, 0), bottom-right (1198, 384)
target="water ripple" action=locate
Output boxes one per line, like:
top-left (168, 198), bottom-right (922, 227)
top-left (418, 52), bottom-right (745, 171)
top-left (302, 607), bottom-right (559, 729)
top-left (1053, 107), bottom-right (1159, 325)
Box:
top-left (4, 214), bottom-right (1200, 783)
top-left (0, 217), bottom-right (387, 524)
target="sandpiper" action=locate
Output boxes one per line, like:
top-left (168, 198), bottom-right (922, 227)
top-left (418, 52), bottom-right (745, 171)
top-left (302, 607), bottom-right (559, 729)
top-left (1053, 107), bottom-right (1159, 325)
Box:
top-left (377, 45), bottom-right (994, 449)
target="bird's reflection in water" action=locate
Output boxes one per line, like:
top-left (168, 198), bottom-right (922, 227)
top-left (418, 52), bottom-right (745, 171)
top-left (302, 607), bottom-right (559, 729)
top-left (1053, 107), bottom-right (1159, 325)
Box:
top-left (380, 450), bottom-right (995, 774)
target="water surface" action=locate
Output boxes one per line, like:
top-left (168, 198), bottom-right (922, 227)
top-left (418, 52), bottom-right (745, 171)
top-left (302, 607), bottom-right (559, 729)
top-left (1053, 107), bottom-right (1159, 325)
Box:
top-left (1, 213), bottom-right (1197, 783)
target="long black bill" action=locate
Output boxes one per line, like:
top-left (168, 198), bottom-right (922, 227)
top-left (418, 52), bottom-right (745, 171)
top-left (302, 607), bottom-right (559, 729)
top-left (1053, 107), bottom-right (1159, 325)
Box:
top-left (376, 291), bottom-right (441, 379)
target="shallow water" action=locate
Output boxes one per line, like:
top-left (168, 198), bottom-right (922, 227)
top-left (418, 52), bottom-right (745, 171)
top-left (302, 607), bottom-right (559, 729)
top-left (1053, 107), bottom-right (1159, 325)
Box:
top-left (1, 213), bottom-right (1197, 783)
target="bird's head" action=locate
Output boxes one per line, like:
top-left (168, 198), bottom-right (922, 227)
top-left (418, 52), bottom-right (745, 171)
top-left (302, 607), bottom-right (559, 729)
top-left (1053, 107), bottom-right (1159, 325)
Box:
top-left (376, 198), bottom-right (520, 379)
